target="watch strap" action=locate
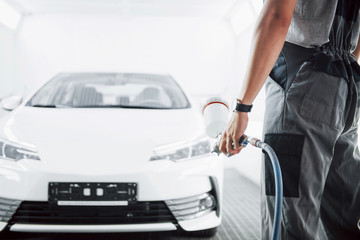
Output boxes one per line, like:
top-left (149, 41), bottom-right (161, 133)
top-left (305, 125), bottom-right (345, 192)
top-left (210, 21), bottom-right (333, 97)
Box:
top-left (234, 100), bottom-right (253, 112)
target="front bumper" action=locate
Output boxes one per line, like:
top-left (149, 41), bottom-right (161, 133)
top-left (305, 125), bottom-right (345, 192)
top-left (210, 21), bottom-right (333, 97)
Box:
top-left (0, 155), bottom-right (223, 232)
top-left (0, 191), bottom-right (221, 233)
top-left (0, 155), bottom-right (223, 201)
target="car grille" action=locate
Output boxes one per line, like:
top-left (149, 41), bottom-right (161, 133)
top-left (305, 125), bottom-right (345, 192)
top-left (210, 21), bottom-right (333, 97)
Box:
top-left (165, 192), bottom-right (216, 221)
top-left (9, 201), bottom-right (176, 225)
top-left (0, 197), bottom-right (21, 222)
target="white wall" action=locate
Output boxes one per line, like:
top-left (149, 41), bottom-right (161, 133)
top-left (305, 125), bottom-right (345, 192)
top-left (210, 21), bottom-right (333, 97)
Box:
top-left (16, 14), bottom-right (235, 98)
top-left (0, 24), bottom-right (18, 118)
top-left (0, 24), bottom-right (16, 98)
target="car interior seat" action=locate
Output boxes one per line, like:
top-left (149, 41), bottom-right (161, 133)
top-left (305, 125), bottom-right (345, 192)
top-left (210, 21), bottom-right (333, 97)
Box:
top-left (116, 96), bottom-right (130, 105)
top-left (132, 87), bottom-right (161, 107)
top-left (73, 86), bottom-right (103, 106)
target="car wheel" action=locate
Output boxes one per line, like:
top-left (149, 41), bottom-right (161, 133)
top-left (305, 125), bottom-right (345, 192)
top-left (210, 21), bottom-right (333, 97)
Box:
top-left (182, 227), bottom-right (218, 238)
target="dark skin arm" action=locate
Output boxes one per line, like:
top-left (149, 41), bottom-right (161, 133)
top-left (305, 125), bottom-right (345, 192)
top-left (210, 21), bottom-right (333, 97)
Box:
top-left (219, 0), bottom-right (298, 155)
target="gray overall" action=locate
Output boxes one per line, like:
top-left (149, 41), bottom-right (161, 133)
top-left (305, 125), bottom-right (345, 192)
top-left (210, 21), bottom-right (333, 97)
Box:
top-left (261, 0), bottom-right (360, 239)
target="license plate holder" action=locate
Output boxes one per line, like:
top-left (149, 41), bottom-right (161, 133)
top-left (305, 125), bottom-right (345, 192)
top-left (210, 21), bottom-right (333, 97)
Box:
top-left (48, 182), bottom-right (137, 205)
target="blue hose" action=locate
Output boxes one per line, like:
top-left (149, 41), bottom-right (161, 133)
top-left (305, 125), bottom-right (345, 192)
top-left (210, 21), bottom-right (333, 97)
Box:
top-left (242, 138), bottom-right (282, 240)
top-left (243, 138), bottom-right (282, 240)
top-left (213, 136), bottom-right (283, 240)
top-left (258, 142), bottom-right (283, 240)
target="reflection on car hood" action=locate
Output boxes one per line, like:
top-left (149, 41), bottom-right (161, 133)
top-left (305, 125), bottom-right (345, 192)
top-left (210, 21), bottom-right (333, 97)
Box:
top-left (0, 107), bottom-right (205, 171)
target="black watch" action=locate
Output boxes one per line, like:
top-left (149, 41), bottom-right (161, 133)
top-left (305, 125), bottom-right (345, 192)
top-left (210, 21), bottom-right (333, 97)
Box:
top-left (234, 99), bottom-right (253, 112)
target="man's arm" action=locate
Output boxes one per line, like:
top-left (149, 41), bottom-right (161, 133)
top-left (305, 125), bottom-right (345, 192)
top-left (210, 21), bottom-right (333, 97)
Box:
top-left (219, 0), bottom-right (298, 154)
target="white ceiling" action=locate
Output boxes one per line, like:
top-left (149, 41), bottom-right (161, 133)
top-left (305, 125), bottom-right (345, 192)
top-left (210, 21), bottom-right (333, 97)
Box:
top-left (5, 0), bottom-right (254, 18)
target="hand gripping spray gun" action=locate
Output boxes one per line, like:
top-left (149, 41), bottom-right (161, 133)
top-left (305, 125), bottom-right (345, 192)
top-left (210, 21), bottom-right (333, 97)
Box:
top-left (202, 97), bottom-right (283, 240)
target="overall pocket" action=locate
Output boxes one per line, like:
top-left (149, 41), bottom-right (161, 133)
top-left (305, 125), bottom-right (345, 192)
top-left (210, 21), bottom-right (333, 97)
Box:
top-left (299, 71), bottom-right (348, 129)
top-left (264, 133), bottom-right (305, 198)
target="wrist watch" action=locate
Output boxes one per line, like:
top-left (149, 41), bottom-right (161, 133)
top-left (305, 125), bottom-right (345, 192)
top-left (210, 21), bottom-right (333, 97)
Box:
top-left (234, 99), bottom-right (253, 112)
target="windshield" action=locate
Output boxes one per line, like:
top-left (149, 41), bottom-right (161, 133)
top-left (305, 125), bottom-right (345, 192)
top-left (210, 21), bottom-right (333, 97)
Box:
top-left (27, 73), bottom-right (190, 109)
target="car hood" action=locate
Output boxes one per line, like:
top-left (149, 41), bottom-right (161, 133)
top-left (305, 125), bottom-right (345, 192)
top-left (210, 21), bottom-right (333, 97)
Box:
top-left (0, 107), bottom-right (206, 172)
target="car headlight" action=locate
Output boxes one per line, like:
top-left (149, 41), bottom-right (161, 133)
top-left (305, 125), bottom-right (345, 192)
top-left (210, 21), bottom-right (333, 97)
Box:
top-left (0, 138), bottom-right (40, 161)
top-left (150, 137), bottom-right (212, 162)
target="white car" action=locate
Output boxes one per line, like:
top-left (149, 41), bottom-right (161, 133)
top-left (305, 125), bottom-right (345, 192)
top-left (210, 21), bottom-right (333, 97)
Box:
top-left (0, 73), bottom-right (223, 237)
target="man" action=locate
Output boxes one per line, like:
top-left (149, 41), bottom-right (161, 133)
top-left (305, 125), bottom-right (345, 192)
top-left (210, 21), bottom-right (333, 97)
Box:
top-left (219, 0), bottom-right (360, 239)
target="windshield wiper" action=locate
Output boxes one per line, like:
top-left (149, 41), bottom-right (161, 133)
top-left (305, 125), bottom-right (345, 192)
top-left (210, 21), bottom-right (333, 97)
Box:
top-left (71, 105), bottom-right (172, 109)
top-left (30, 104), bottom-right (58, 108)
top-left (30, 104), bottom-right (69, 108)
top-left (29, 104), bottom-right (182, 109)
top-left (113, 105), bottom-right (171, 110)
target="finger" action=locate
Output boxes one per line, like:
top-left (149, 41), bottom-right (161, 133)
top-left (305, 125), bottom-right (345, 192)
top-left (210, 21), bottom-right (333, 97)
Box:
top-left (228, 135), bottom-right (240, 154)
top-left (219, 135), bottom-right (227, 154)
top-left (232, 135), bottom-right (240, 150)
top-left (229, 145), bottom-right (242, 154)
top-left (228, 149), bottom-right (237, 155)
top-left (230, 145), bottom-right (245, 155)
top-left (226, 136), bottom-right (232, 154)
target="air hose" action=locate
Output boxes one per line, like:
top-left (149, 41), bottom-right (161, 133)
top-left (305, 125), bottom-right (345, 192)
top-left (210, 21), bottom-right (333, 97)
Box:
top-left (213, 136), bottom-right (283, 240)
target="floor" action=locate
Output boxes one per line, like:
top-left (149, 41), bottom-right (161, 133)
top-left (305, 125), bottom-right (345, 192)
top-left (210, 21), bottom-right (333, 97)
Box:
top-left (0, 169), bottom-right (261, 240)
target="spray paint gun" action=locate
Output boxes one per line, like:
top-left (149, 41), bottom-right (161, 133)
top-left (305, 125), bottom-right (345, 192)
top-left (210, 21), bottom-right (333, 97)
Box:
top-left (202, 97), bottom-right (283, 240)
top-left (202, 97), bottom-right (267, 154)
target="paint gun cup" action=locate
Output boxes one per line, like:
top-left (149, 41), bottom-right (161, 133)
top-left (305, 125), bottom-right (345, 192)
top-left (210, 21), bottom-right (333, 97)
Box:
top-left (202, 97), bottom-right (232, 156)
top-left (202, 97), bottom-right (230, 139)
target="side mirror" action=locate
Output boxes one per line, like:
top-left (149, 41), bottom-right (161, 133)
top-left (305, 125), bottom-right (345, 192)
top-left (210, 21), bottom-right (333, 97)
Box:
top-left (0, 95), bottom-right (22, 111)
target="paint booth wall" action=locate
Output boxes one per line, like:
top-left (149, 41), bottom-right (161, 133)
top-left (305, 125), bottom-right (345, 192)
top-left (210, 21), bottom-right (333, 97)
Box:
top-left (15, 14), bottom-right (236, 98)
top-left (0, 25), bottom-right (16, 98)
